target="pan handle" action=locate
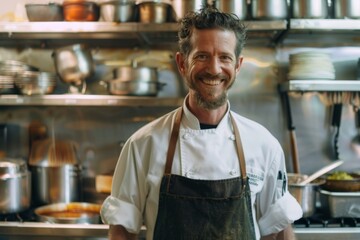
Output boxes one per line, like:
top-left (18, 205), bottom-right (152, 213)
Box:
top-left (280, 90), bottom-right (300, 173)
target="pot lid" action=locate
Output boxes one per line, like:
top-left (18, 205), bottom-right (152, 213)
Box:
top-left (0, 158), bottom-right (28, 176)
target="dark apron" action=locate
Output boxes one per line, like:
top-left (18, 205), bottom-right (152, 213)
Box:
top-left (153, 108), bottom-right (256, 240)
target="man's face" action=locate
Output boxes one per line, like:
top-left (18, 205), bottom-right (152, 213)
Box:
top-left (176, 28), bottom-right (243, 109)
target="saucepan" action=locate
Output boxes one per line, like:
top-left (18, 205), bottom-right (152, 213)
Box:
top-left (288, 173), bottom-right (325, 217)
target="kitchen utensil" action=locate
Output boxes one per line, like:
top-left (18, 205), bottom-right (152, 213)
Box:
top-left (322, 172), bottom-right (360, 192)
top-left (333, 0), bottom-right (360, 19)
top-left (298, 160), bottom-right (344, 185)
top-left (351, 108), bottom-right (360, 156)
top-left (0, 158), bottom-right (31, 214)
top-left (34, 202), bottom-right (101, 224)
top-left (63, 0), bottom-right (100, 21)
top-left (319, 189), bottom-right (360, 218)
top-left (288, 173), bottom-right (325, 217)
top-left (171, 0), bottom-right (205, 20)
top-left (292, 0), bottom-right (329, 19)
top-left (25, 3), bottom-right (64, 21)
top-left (138, 1), bottom-right (171, 23)
top-left (250, 0), bottom-right (288, 20)
top-left (52, 44), bottom-right (94, 94)
top-left (281, 91), bottom-right (300, 173)
top-left (210, 0), bottom-right (248, 20)
top-left (14, 71), bottom-right (57, 96)
top-left (99, 0), bottom-right (136, 22)
top-left (331, 103), bottom-right (342, 160)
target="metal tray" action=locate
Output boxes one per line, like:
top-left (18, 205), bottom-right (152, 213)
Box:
top-left (319, 189), bottom-right (360, 218)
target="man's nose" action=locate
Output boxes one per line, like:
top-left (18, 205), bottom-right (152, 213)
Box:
top-left (206, 58), bottom-right (222, 75)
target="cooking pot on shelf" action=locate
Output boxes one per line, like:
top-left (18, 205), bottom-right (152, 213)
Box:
top-left (99, 0), bottom-right (136, 22)
top-left (0, 158), bottom-right (31, 214)
top-left (288, 173), bottom-right (325, 218)
top-left (292, 0), bottom-right (329, 19)
top-left (34, 202), bottom-right (101, 224)
top-left (171, 0), bottom-right (205, 20)
top-left (250, 0), bottom-right (288, 20)
top-left (333, 0), bottom-right (360, 19)
top-left (210, 0), bottom-right (248, 20)
top-left (52, 44), bottom-right (95, 94)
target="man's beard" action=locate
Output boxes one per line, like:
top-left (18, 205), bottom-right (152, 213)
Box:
top-left (193, 90), bottom-right (228, 110)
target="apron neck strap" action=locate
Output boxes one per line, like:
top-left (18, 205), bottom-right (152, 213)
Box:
top-left (164, 108), bottom-right (247, 180)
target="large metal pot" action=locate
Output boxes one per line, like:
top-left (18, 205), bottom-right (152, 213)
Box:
top-left (138, 1), bottom-right (171, 23)
top-left (114, 65), bottom-right (158, 82)
top-left (30, 164), bottom-right (82, 206)
top-left (0, 158), bottom-right (31, 214)
top-left (210, 0), bottom-right (248, 20)
top-left (333, 0), bottom-right (360, 19)
top-left (288, 173), bottom-right (324, 218)
top-left (52, 44), bottom-right (95, 93)
top-left (251, 0), bottom-right (288, 20)
top-left (171, 0), bottom-right (206, 20)
top-left (34, 202), bottom-right (101, 224)
top-left (99, 0), bottom-right (136, 22)
top-left (292, 0), bottom-right (329, 19)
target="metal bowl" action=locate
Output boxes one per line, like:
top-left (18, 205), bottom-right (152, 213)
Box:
top-left (25, 3), bottom-right (64, 21)
top-left (100, 0), bottom-right (136, 22)
top-left (14, 71), bottom-right (57, 95)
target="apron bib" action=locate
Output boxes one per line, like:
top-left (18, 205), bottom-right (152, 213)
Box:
top-left (153, 108), bottom-right (256, 240)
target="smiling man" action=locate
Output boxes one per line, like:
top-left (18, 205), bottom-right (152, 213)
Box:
top-left (101, 6), bottom-right (302, 240)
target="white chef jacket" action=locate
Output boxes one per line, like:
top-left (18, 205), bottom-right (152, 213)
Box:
top-left (100, 99), bottom-right (303, 240)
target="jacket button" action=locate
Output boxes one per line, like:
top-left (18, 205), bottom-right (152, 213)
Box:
top-left (183, 133), bottom-right (191, 140)
top-left (229, 134), bottom-right (235, 140)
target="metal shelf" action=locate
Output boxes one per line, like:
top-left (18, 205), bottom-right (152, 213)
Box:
top-left (0, 94), bottom-right (183, 107)
top-left (290, 19), bottom-right (360, 30)
top-left (0, 21), bottom-right (287, 48)
top-left (280, 80), bottom-right (360, 92)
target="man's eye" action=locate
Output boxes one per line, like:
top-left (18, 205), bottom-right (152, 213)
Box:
top-left (195, 55), bottom-right (208, 60)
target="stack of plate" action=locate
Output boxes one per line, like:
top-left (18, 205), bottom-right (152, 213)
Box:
top-left (0, 75), bottom-right (16, 94)
top-left (288, 52), bottom-right (335, 80)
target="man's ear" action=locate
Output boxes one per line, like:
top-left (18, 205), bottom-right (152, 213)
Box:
top-left (236, 56), bottom-right (244, 73)
top-left (176, 52), bottom-right (186, 76)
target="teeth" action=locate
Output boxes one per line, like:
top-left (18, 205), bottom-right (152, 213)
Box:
top-left (203, 79), bottom-right (221, 85)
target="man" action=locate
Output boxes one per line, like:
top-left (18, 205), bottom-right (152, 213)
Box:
top-left (101, 6), bottom-right (302, 240)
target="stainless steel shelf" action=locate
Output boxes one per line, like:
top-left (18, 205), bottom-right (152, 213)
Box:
top-left (0, 94), bottom-right (183, 107)
top-left (290, 19), bottom-right (360, 30)
top-left (280, 80), bottom-right (360, 92)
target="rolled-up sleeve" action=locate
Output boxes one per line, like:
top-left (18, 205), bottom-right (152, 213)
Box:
top-left (257, 146), bottom-right (303, 236)
top-left (100, 137), bottom-right (147, 234)
top-left (258, 191), bottom-right (302, 236)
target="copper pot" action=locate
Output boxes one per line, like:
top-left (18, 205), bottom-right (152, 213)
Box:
top-left (63, 0), bottom-right (100, 21)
